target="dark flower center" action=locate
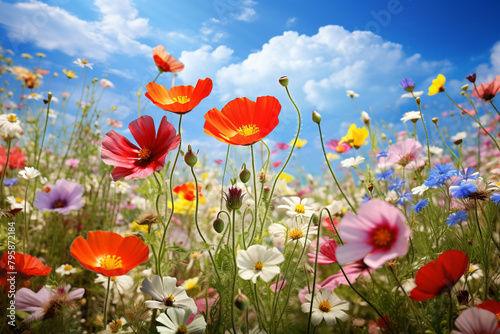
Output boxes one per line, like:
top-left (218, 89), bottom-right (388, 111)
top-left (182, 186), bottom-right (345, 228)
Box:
top-left (52, 199), bottom-right (67, 208)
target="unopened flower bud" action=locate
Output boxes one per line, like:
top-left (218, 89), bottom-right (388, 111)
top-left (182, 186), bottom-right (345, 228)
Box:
top-left (239, 163), bottom-right (251, 183)
top-left (136, 88), bottom-right (142, 97)
top-left (224, 186), bottom-right (245, 212)
top-left (465, 73), bottom-right (476, 83)
top-left (184, 145), bottom-right (198, 167)
top-left (432, 117), bottom-right (438, 124)
top-left (262, 186), bottom-right (271, 202)
top-left (213, 218), bottom-right (224, 233)
top-left (361, 111), bottom-right (370, 126)
top-left (415, 97), bottom-right (421, 106)
top-left (312, 110), bottom-right (322, 124)
top-left (368, 184), bottom-right (374, 192)
top-left (278, 76), bottom-right (289, 87)
top-left (234, 289), bottom-right (249, 310)
top-left (460, 91), bottom-right (465, 96)
top-left (461, 84), bottom-right (469, 91)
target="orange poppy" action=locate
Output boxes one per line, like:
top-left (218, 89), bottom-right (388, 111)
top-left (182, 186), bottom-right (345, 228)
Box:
top-left (70, 231), bottom-right (149, 277)
top-left (174, 182), bottom-right (205, 204)
top-left (0, 252), bottom-right (51, 290)
top-left (204, 96), bottom-right (281, 146)
top-left (152, 45), bottom-right (184, 73)
top-left (145, 78), bottom-right (213, 114)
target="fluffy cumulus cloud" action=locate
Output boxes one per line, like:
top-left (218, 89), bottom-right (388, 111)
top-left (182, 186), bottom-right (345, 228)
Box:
top-left (0, 0), bottom-right (151, 61)
top-left (476, 41), bottom-right (500, 82)
top-left (178, 45), bottom-right (234, 84)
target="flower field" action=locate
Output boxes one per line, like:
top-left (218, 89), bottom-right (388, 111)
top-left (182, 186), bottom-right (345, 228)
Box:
top-left (0, 45), bottom-right (500, 334)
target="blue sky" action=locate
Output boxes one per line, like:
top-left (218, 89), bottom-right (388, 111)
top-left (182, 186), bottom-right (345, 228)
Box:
top-left (1, 0), bottom-right (499, 176)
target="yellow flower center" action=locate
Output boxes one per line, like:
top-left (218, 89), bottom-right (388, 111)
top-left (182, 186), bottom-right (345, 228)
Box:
top-left (294, 204), bottom-right (305, 214)
top-left (254, 261), bottom-right (264, 271)
top-left (99, 255), bottom-right (123, 270)
top-left (371, 226), bottom-right (394, 249)
top-left (63, 265), bottom-right (73, 271)
top-left (138, 148), bottom-right (152, 160)
top-left (111, 276), bottom-right (116, 282)
top-left (318, 301), bottom-right (331, 313)
top-left (163, 294), bottom-right (175, 306)
top-left (81, 59), bottom-right (88, 65)
top-left (7, 114), bottom-right (18, 122)
top-left (176, 325), bottom-right (188, 334)
top-left (172, 96), bottom-right (191, 104)
top-left (237, 124), bottom-right (259, 136)
top-left (289, 229), bottom-right (304, 240)
top-left (15, 197), bottom-right (23, 203)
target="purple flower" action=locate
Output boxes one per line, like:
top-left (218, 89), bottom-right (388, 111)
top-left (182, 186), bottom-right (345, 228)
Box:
top-left (491, 192), bottom-right (500, 204)
top-left (465, 73), bottom-right (476, 83)
top-left (446, 210), bottom-right (467, 226)
top-left (400, 78), bottom-right (415, 92)
top-left (3, 177), bottom-right (18, 187)
top-left (34, 179), bottom-right (84, 214)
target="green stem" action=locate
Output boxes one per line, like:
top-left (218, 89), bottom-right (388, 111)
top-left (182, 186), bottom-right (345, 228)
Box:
top-left (434, 123), bottom-right (463, 170)
top-left (412, 92), bottom-right (431, 170)
top-left (448, 291), bottom-right (453, 333)
top-left (0, 138), bottom-right (12, 205)
top-left (489, 100), bottom-right (500, 117)
top-left (249, 144), bottom-right (259, 243)
top-left (220, 144), bottom-right (230, 209)
top-left (230, 209), bottom-right (237, 334)
top-left (103, 276), bottom-right (111, 329)
top-left (306, 217), bottom-right (321, 333)
top-left (23, 180), bottom-right (30, 254)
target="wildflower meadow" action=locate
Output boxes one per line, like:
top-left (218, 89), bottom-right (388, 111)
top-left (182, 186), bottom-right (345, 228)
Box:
top-left (1, 2), bottom-right (500, 334)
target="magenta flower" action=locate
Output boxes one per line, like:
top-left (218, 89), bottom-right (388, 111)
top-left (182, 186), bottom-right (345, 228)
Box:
top-left (326, 139), bottom-right (351, 154)
top-left (34, 179), bottom-right (84, 215)
top-left (275, 142), bottom-right (289, 150)
top-left (308, 237), bottom-right (338, 265)
top-left (321, 261), bottom-right (374, 290)
top-left (15, 284), bottom-right (85, 321)
top-left (385, 138), bottom-right (425, 169)
top-left (335, 199), bottom-right (411, 269)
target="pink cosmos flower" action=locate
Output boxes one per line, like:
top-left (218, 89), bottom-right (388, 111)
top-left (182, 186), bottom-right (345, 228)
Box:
top-left (61, 92), bottom-right (70, 99)
top-left (15, 284), bottom-right (85, 321)
top-left (335, 199), bottom-right (411, 269)
top-left (214, 159), bottom-right (224, 165)
top-left (298, 284), bottom-right (321, 303)
top-left (327, 139), bottom-right (351, 154)
top-left (65, 158), bottom-right (79, 168)
top-left (472, 76), bottom-right (500, 101)
top-left (270, 280), bottom-right (287, 292)
top-left (321, 261), bottom-right (374, 290)
top-left (451, 307), bottom-right (500, 334)
top-left (107, 118), bottom-right (123, 128)
top-left (385, 138), bottom-right (425, 169)
top-left (101, 115), bottom-right (180, 181)
top-left (276, 143), bottom-right (289, 150)
top-left (307, 237), bottom-right (338, 265)
top-left (271, 149), bottom-right (278, 156)
top-left (272, 160), bottom-right (282, 168)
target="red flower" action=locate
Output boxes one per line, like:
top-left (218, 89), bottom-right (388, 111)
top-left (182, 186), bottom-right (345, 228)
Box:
top-left (70, 231), bottom-right (149, 277)
top-left (174, 182), bottom-right (205, 203)
top-left (473, 76), bottom-right (500, 101)
top-left (152, 45), bottom-right (184, 73)
top-left (477, 300), bottom-right (500, 323)
top-left (409, 250), bottom-right (468, 301)
top-left (204, 96), bottom-right (281, 146)
top-left (145, 78), bottom-right (212, 114)
top-left (0, 146), bottom-right (26, 172)
top-left (101, 115), bottom-right (180, 181)
top-left (0, 252), bottom-right (51, 290)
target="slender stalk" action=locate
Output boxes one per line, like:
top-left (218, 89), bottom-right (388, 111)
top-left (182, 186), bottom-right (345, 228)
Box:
top-left (306, 217), bottom-right (321, 333)
top-left (220, 144), bottom-right (230, 209)
top-left (412, 92), bottom-right (431, 170)
top-left (448, 291), bottom-right (453, 333)
top-left (434, 122), bottom-right (463, 170)
top-left (23, 180), bottom-right (30, 253)
top-left (230, 209), bottom-right (237, 334)
top-left (103, 276), bottom-right (111, 329)
top-left (36, 95), bottom-right (51, 169)
top-left (249, 144), bottom-right (259, 243)
top-left (489, 100), bottom-right (500, 117)
top-left (0, 138), bottom-right (12, 205)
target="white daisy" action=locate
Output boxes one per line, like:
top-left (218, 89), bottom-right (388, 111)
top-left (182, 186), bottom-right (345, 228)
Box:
top-left (6, 196), bottom-right (32, 213)
top-left (346, 90), bottom-right (359, 98)
top-left (111, 180), bottom-right (129, 194)
top-left (73, 58), bottom-right (94, 69)
top-left (400, 111), bottom-right (421, 123)
top-left (55, 264), bottom-right (78, 276)
top-left (451, 132), bottom-right (467, 144)
top-left (412, 185), bottom-right (429, 195)
top-left (18, 167), bottom-right (41, 180)
top-left (100, 78), bottom-right (114, 88)
top-left (237, 245), bottom-right (284, 283)
top-left (269, 218), bottom-right (318, 246)
top-left (0, 113), bottom-right (24, 138)
top-left (277, 196), bottom-right (315, 218)
top-left (156, 308), bottom-right (206, 334)
top-left (26, 93), bottom-right (42, 100)
top-left (301, 288), bottom-right (349, 326)
top-left (140, 275), bottom-right (197, 313)
top-left (429, 146), bottom-right (443, 157)
top-left (95, 274), bottom-right (134, 304)
top-left (341, 156), bottom-right (365, 168)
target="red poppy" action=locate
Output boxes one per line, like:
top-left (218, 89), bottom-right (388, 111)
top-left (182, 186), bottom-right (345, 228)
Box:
top-left (409, 250), bottom-right (468, 301)
top-left (0, 145), bottom-right (26, 172)
top-left (101, 115), bottom-right (180, 181)
top-left (204, 96), bottom-right (281, 146)
top-left (477, 300), bottom-right (500, 323)
top-left (145, 78), bottom-right (212, 114)
top-left (70, 231), bottom-right (149, 277)
top-left (0, 252), bottom-right (51, 290)
top-left (152, 45), bottom-right (184, 73)
top-left (174, 182), bottom-right (205, 204)
top-left (472, 76), bottom-right (500, 101)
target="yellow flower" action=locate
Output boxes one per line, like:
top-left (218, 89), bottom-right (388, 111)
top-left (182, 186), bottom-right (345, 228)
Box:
top-left (36, 52), bottom-right (46, 58)
top-left (291, 138), bottom-right (307, 148)
top-left (21, 53), bottom-right (33, 59)
top-left (326, 153), bottom-right (340, 160)
top-left (181, 277), bottom-right (199, 290)
top-left (279, 172), bottom-right (295, 183)
top-left (428, 74), bottom-right (446, 96)
top-left (62, 69), bottom-right (78, 79)
top-left (340, 124), bottom-right (369, 149)
top-left (131, 221), bottom-right (149, 233)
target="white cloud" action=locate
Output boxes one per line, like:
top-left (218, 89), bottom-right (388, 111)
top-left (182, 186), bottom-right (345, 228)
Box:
top-left (0, 0), bottom-right (151, 61)
top-left (178, 45), bottom-right (234, 84)
top-left (476, 41), bottom-right (500, 82)
top-left (286, 17), bottom-right (297, 28)
top-left (230, 0), bottom-right (258, 22)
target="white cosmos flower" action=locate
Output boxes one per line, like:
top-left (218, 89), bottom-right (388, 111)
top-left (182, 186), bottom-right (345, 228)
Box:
top-left (55, 264), bottom-right (77, 276)
top-left (111, 180), bottom-right (129, 194)
top-left (26, 93), bottom-right (42, 100)
top-left (277, 196), bottom-right (315, 218)
top-left (0, 113), bottom-right (24, 138)
top-left (451, 132), bottom-right (467, 143)
top-left (73, 58), bottom-right (94, 69)
top-left (341, 156), bottom-right (365, 168)
top-left (269, 218), bottom-right (318, 246)
top-left (429, 146), bottom-right (444, 157)
top-left (156, 308), bottom-right (206, 334)
top-left (346, 90), bottom-right (359, 98)
top-left (100, 78), bottom-right (114, 88)
top-left (412, 185), bottom-right (429, 195)
top-left (140, 275), bottom-right (197, 313)
top-left (6, 196), bottom-right (32, 213)
top-left (401, 111), bottom-right (421, 123)
top-left (237, 245), bottom-right (284, 283)
top-left (18, 167), bottom-right (41, 180)
top-left (301, 288), bottom-right (349, 326)
top-left (95, 274), bottom-right (134, 304)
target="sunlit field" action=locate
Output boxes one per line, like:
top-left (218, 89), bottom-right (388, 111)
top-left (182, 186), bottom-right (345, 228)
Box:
top-left (1, 1), bottom-right (500, 334)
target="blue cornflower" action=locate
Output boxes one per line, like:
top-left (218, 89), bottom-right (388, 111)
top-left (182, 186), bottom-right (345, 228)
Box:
top-left (362, 194), bottom-right (371, 205)
top-left (389, 177), bottom-right (406, 191)
top-left (458, 167), bottom-right (479, 182)
top-left (400, 78), bottom-right (415, 92)
top-left (412, 199), bottom-right (429, 213)
top-left (3, 178), bottom-right (18, 187)
top-left (491, 192), bottom-right (500, 204)
top-left (376, 151), bottom-right (388, 160)
top-left (446, 210), bottom-right (467, 226)
top-left (450, 182), bottom-right (478, 199)
top-left (397, 191), bottom-right (412, 205)
top-left (377, 170), bottom-right (394, 181)
top-left (424, 164), bottom-right (458, 188)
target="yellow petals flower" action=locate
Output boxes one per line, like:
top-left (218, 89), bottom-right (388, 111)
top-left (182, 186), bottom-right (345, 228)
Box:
top-left (36, 52), bottom-right (46, 58)
top-left (292, 138), bottom-right (307, 148)
top-left (131, 221), bottom-right (149, 233)
top-left (181, 277), bottom-right (199, 290)
top-left (279, 172), bottom-right (295, 183)
top-left (326, 153), bottom-right (340, 161)
top-left (21, 53), bottom-right (33, 59)
top-left (340, 124), bottom-right (369, 149)
top-left (428, 74), bottom-right (446, 96)
top-left (62, 69), bottom-right (78, 79)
